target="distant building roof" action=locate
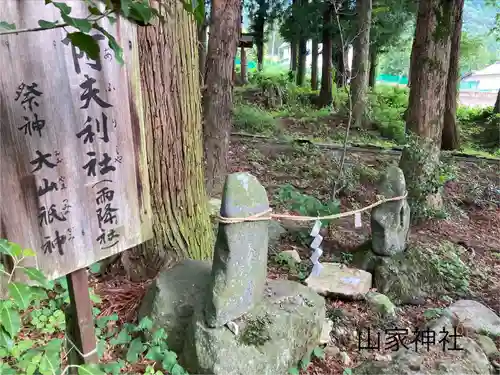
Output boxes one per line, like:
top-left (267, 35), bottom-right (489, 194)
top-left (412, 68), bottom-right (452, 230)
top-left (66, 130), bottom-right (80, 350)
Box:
top-left (469, 61), bottom-right (500, 76)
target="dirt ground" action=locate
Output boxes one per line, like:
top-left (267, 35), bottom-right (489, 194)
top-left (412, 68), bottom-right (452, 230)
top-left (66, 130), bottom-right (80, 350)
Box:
top-left (228, 136), bottom-right (500, 375)
top-left (92, 132), bottom-right (499, 374)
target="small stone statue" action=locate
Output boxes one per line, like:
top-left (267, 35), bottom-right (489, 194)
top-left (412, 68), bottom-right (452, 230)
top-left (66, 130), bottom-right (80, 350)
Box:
top-left (371, 166), bottom-right (410, 256)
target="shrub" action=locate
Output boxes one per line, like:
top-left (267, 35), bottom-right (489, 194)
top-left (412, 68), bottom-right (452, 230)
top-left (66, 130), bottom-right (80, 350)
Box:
top-left (233, 104), bottom-right (277, 134)
top-left (367, 85), bottom-right (408, 144)
top-left (458, 105), bottom-right (499, 152)
top-left (0, 239), bottom-right (187, 375)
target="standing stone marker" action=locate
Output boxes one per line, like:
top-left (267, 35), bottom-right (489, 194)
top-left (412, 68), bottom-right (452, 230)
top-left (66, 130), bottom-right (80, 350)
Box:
top-left (0, 1), bottom-right (152, 281)
top-left (204, 172), bottom-right (269, 327)
top-left (371, 166), bottom-right (410, 256)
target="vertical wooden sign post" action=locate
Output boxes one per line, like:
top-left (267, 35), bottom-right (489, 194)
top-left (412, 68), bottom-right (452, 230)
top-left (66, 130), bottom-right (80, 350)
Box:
top-left (0, 1), bottom-right (152, 370)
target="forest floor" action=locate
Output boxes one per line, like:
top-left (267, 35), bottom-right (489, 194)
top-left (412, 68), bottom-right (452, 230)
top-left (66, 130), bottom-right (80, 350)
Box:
top-left (227, 134), bottom-right (500, 375)
top-left (91, 85), bottom-right (500, 374)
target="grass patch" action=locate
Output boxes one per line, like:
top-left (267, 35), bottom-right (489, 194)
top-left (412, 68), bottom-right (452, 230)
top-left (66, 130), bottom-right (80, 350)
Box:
top-left (233, 104), bottom-right (278, 135)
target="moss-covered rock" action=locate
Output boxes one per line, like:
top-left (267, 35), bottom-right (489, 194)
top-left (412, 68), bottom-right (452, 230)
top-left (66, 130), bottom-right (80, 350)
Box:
top-left (365, 292), bottom-right (396, 318)
top-left (182, 279), bottom-right (325, 375)
top-left (364, 241), bottom-right (470, 305)
top-left (351, 241), bottom-right (384, 273)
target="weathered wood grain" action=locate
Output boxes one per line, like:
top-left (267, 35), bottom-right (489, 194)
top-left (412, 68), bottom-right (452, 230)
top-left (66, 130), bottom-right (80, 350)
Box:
top-left (0, 1), bottom-right (152, 281)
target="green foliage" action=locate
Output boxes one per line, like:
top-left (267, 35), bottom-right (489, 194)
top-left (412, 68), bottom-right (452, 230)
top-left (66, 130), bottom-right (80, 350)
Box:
top-left (288, 345), bottom-right (325, 374)
top-left (0, 0), bottom-right (204, 68)
top-left (0, 239), bottom-right (188, 375)
top-left (367, 85), bottom-right (408, 144)
top-left (458, 106), bottom-right (500, 153)
top-left (272, 252), bottom-right (308, 280)
top-left (276, 184), bottom-right (340, 227)
top-left (430, 242), bottom-right (470, 295)
top-left (233, 104), bottom-right (278, 134)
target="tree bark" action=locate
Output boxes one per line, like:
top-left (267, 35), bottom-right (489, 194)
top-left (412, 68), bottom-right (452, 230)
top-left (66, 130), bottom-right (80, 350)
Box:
top-left (203, 0), bottom-right (241, 196)
top-left (350, 0), bottom-right (372, 129)
top-left (198, 19), bottom-right (208, 87)
top-left (442, 0), bottom-right (464, 151)
top-left (399, 0), bottom-right (460, 216)
top-left (368, 47), bottom-right (378, 88)
top-left (255, 20), bottom-right (265, 71)
top-left (122, 0), bottom-right (214, 281)
top-left (311, 38), bottom-right (319, 90)
top-left (296, 38), bottom-right (307, 86)
top-left (290, 42), bottom-right (297, 72)
top-left (495, 89), bottom-right (500, 114)
top-left (333, 48), bottom-right (344, 87)
top-left (240, 47), bottom-right (248, 84)
top-left (318, 3), bottom-right (333, 107)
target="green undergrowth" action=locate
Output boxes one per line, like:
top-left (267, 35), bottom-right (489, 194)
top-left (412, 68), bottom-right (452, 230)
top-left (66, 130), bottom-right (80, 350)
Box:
top-left (233, 69), bottom-right (499, 159)
top-left (373, 241), bottom-right (471, 304)
top-left (0, 239), bottom-right (187, 375)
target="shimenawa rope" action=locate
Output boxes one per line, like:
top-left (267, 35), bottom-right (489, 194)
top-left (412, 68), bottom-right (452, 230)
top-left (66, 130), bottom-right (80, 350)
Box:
top-left (217, 191), bottom-right (408, 224)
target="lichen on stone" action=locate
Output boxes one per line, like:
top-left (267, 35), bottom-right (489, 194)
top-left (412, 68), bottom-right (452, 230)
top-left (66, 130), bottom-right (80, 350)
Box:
top-left (239, 313), bottom-right (273, 347)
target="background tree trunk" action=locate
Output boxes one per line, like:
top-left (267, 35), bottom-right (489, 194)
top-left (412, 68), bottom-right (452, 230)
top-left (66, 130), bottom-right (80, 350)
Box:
top-left (203, 0), bottom-right (241, 196)
top-left (368, 47), bottom-right (377, 88)
top-left (442, 0), bottom-right (464, 151)
top-left (495, 89), bottom-right (500, 113)
top-left (350, 0), bottom-right (372, 129)
top-left (122, 0), bottom-right (214, 281)
top-left (290, 42), bottom-right (297, 72)
top-left (240, 47), bottom-right (248, 84)
top-left (198, 19), bottom-right (208, 87)
top-left (333, 48), bottom-right (344, 87)
top-left (256, 20), bottom-right (265, 71)
top-left (296, 38), bottom-right (307, 86)
top-left (311, 38), bottom-right (319, 90)
top-left (318, 3), bottom-right (333, 107)
top-left (399, 0), bottom-right (460, 215)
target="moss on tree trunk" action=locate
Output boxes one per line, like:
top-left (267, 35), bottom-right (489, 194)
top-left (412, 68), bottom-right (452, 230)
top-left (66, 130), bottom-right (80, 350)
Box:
top-left (122, 0), bottom-right (214, 281)
top-left (399, 0), bottom-right (462, 218)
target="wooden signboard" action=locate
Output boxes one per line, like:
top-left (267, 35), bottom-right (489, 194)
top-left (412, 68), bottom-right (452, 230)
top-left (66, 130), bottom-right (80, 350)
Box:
top-left (0, 1), bottom-right (152, 281)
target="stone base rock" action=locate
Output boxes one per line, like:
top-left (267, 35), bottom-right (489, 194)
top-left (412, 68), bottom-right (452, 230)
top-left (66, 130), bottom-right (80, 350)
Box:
top-left (354, 241), bottom-right (469, 305)
top-left (447, 300), bottom-right (500, 337)
top-left (182, 279), bottom-right (325, 375)
top-left (138, 259), bottom-right (212, 352)
top-left (305, 263), bottom-right (372, 299)
top-left (351, 241), bottom-right (385, 273)
top-left (354, 337), bottom-right (492, 375)
top-left (365, 292), bottom-right (396, 318)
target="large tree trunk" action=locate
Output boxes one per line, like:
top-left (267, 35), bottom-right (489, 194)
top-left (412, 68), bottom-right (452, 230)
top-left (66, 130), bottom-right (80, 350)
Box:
top-left (296, 38), bottom-right (307, 86)
top-left (333, 48), bottom-right (344, 87)
top-left (318, 3), bottom-right (333, 107)
top-left (442, 0), bottom-right (464, 151)
top-left (198, 19), bottom-right (208, 87)
top-left (290, 42), bottom-right (297, 72)
top-left (240, 47), bottom-right (248, 84)
top-left (350, 0), bottom-right (372, 129)
top-left (495, 89), bottom-right (500, 114)
top-left (399, 0), bottom-right (461, 216)
top-left (311, 38), bottom-right (319, 90)
top-left (203, 0), bottom-right (241, 196)
top-left (122, 0), bottom-right (214, 281)
top-left (256, 20), bottom-right (265, 71)
top-left (368, 47), bottom-right (377, 88)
